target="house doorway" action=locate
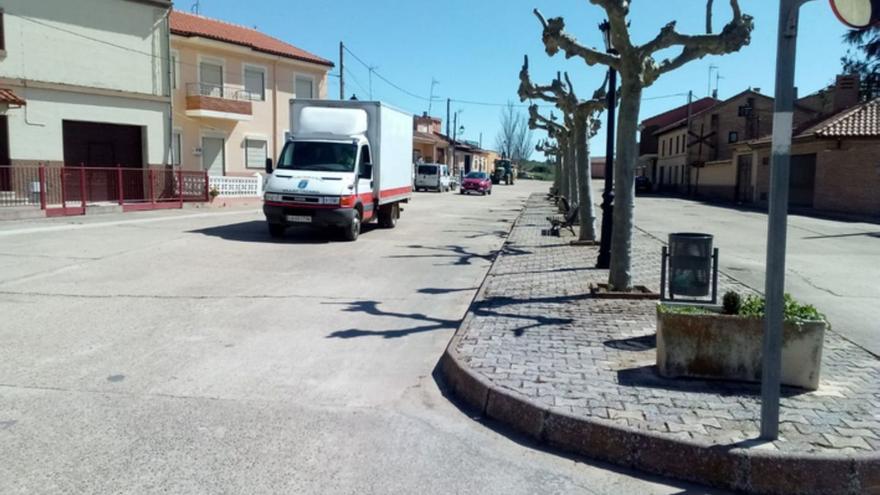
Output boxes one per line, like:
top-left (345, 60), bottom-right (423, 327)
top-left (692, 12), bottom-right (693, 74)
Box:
top-left (202, 137), bottom-right (225, 176)
top-left (789, 153), bottom-right (816, 207)
top-left (735, 154), bottom-right (752, 203)
top-left (0, 115), bottom-right (10, 191)
top-left (200, 61), bottom-right (224, 97)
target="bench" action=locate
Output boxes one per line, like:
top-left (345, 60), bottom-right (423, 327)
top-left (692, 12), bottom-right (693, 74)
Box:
top-left (546, 197), bottom-right (578, 236)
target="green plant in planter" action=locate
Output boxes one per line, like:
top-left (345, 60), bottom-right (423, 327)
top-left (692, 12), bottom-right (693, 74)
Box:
top-left (209, 186), bottom-right (220, 200)
top-left (740, 293), bottom-right (825, 322)
top-left (722, 290), bottom-right (742, 315)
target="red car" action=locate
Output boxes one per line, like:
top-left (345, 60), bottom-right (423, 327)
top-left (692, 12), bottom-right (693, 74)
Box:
top-left (460, 172), bottom-right (492, 195)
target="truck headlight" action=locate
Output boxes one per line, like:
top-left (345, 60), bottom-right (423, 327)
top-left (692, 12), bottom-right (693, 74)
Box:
top-left (264, 193), bottom-right (282, 202)
top-left (322, 196), bottom-right (341, 205)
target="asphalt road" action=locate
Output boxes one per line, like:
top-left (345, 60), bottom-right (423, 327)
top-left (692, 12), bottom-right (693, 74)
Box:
top-left (0, 182), bottom-right (723, 494)
top-left (634, 192), bottom-right (880, 356)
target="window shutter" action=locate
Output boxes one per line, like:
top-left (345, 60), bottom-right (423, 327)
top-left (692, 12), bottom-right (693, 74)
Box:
top-left (246, 139), bottom-right (267, 168)
top-left (295, 77), bottom-right (313, 99)
top-left (245, 69), bottom-right (265, 101)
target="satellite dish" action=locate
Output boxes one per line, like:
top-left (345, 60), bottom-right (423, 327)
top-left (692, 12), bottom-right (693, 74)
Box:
top-left (830, 0), bottom-right (880, 28)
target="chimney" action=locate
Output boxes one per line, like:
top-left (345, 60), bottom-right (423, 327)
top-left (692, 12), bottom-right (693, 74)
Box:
top-left (833, 74), bottom-right (860, 112)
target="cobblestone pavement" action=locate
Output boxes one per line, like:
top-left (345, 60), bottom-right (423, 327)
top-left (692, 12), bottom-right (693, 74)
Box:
top-left (456, 194), bottom-right (880, 455)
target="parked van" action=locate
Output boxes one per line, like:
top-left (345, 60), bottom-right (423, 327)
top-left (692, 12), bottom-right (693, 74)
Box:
top-left (415, 163), bottom-right (451, 192)
top-left (263, 100), bottom-right (413, 241)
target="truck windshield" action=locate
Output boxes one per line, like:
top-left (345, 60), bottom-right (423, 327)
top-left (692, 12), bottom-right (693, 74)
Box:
top-left (277, 141), bottom-right (357, 172)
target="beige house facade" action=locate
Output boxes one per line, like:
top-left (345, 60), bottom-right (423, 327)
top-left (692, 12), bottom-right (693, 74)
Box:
top-left (170, 11), bottom-right (333, 177)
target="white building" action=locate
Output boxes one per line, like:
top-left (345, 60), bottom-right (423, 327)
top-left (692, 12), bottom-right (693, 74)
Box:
top-left (0, 0), bottom-right (172, 169)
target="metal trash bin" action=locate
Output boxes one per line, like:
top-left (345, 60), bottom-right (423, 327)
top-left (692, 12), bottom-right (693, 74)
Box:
top-left (668, 233), bottom-right (714, 297)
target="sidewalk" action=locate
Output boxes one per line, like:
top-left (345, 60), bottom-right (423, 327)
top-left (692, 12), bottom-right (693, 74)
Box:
top-left (440, 194), bottom-right (880, 495)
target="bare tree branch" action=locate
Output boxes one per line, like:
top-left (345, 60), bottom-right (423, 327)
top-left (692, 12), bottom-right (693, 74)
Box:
top-left (534, 9), bottom-right (620, 69)
top-left (706, 0), bottom-right (714, 34)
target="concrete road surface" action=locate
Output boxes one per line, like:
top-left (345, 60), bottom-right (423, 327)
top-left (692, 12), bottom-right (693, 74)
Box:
top-left (0, 181), bottom-right (723, 494)
top-left (635, 194), bottom-right (880, 356)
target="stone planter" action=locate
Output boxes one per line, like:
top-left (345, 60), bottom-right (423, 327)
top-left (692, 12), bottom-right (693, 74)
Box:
top-left (656, 306), bottom-right (826, 390)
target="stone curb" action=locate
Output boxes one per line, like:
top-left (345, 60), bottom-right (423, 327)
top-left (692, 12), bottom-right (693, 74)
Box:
top-left (438, 203), bottom-right (880, 495)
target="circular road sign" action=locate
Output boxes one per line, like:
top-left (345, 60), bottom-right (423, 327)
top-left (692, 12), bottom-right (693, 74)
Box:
top-left (830, 0), bottom-right (880, 28)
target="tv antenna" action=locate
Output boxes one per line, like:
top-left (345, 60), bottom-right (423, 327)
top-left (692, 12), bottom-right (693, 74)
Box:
top-left (191, 0), bottom-right (201, 14)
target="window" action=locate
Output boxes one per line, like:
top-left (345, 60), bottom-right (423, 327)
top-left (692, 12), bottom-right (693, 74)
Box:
top-left (244, 66), bottom-right (265, 101)
top-left (360, 145), bottom-right (372, 165)
top-left (295, 76), bottom-right (314, 99)
top-left (661, 139), bottom-right (666, 157)
top-left (245, 138), bottom-right (267, 169)
top-left (675, 135), bottom-right (680, 154)
top-left (199, 61), bottom-right (224, 97)
top-left (729, 131), bottom-right (739, 143)
top-left (172, 131), bottom-right (182, 166)
top-left (0, 11), bottom-right (5, 52)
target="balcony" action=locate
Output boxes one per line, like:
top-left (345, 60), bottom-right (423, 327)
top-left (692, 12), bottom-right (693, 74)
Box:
top-left (185, 83), bottom-right (253, 121)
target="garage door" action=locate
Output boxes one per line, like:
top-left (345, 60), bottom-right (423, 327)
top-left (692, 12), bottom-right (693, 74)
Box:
top-left (62, 121), bottom-right (143, 168)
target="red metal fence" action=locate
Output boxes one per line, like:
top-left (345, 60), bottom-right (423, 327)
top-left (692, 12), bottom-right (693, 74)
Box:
top-left (0, 165), bottom-right (208, 217)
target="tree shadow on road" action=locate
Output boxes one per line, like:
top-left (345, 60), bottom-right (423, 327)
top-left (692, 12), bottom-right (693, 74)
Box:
top-left (324, 292), bottom-right (582, 340)
top-left (188, 221), bottom-right (376, 244)
top-left (388, 244), bottom-right (531, 266)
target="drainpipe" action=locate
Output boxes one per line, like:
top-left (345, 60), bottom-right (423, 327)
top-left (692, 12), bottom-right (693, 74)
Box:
top-left (272, 58), bottom-right (278, 164)
top-left (165, 7), bottom-right (173, 168)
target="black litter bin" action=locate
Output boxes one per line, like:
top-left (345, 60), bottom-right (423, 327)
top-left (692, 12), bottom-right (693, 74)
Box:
top-left (668, 233), bottom-right (714, 297)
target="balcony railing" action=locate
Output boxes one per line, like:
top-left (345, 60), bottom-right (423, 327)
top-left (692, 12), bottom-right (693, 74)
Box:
top-left (185, 82), bottom-right (254, 120)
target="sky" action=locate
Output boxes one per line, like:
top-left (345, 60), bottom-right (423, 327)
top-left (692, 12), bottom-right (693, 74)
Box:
top-left (185, 0), bottom-right (853, 157)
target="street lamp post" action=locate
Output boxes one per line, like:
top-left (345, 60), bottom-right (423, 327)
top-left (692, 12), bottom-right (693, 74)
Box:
top-left (596, 20), bottom-right (617, 269)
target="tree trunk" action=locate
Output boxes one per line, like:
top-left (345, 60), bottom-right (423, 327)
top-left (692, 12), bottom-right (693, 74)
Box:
top-left (575, 114), bottom-right (596, 240)
top-left (553, 153), bottom-right (561, 195)
top-left (608, 83), bottom-right (643, 291)
top-left (557, 139), bottom-right (568, 211)
top-left (567, 131), bottom-right (578, 206)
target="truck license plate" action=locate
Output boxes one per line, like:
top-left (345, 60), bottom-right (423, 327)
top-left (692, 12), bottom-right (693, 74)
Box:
top-left (286, 215), bottom-right (312, 223)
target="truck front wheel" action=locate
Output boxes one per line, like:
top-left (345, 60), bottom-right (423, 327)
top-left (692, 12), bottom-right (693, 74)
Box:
top-left (378, 203), bottom-right (399, 229)
top-left (342, 211), bottom-right (361, 241)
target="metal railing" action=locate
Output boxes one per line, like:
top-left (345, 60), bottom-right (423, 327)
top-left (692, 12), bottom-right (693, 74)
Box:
top-left (186, 82), bottom-right (257, 101)
top-left (0, 165), bottom-right (209, 215)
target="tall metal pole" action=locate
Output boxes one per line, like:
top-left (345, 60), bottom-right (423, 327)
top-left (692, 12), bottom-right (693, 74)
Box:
top-left (446, 98), bottom-right (452, 170)
top-left (596, 63), bottom-right (617, 269)
top-left (339, 42), bottom-right (345, 100)
top-left (760, 0), bottom-right (811, 441)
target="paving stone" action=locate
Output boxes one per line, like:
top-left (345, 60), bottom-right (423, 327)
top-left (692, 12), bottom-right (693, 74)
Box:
top-left (452, 194), bottom-right (880, 457)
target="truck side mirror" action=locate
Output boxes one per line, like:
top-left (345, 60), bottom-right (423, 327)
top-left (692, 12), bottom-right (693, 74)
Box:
top-left (265, 158), bottom-right (273, 174)
top-left (359, 163), bottom-right (373, 179)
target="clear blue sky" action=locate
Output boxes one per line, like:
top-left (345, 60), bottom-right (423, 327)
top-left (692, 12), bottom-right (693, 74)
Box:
top-left (189, 0), bottom-right (850, 157)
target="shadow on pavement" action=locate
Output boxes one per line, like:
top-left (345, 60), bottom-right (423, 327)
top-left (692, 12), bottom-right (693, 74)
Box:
top-left (324, 300), bottom-right (459, 339)
top-left (430, 361), bottom-right (729, 495)
top-left (388, 243), bottom-right (530, 266)
top-left (604, 334), bottom-right (656, 351)
top-left (617, 365), bottom-right (809, 398)
top-left (418, 287), bottom-right (478, 295)
top-left (188, 220), bottom-right (376, 244)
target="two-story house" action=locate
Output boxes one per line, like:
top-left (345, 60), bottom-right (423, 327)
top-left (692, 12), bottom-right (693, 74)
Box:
top-left (169, 11), bottom-right (333, 177)
top-left (0, 0), bottom-right (172, 171)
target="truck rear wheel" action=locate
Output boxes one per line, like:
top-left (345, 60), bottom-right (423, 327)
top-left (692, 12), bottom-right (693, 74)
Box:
top-left (268, 223), bottom-right (285, 238)
top-left (378, 203), bottom-right (399, 229)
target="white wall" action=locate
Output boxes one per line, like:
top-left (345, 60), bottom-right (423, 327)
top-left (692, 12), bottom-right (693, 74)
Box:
top-left (0, 0), bottom-right (170, 97)
top-left (6, 86), bottom-right (169, 165)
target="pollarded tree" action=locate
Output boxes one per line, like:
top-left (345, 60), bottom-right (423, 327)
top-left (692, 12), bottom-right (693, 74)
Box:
top-left (534, 1), bottom-right (753, 290)
top-left (519, 56), bottom-right (605, 241)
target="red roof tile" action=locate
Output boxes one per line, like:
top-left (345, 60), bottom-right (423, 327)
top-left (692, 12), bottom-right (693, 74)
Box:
top-left (640, 97), bottom-right (718, 129)
top-left (170, 11), bottom-right (333, 67)
top-left (0, 88), bottom-right (25, 106)
top-left (806, 98), bottom-right (880, 138)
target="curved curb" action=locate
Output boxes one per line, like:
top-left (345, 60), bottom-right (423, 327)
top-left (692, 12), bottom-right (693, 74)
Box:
top-left (438, 206), bottom-right (880, 495)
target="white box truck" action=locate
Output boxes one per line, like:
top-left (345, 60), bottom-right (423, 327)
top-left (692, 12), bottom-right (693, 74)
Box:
top-left (263, 100), bottom-right (414, 241)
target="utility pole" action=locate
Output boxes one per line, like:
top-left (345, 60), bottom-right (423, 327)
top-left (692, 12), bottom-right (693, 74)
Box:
top-left (760, 0), bottom-right (812, 441)
top-left (339, 42), bottom-right (344, 100)
top-left (685, 90), bottom-right (693, 195)
top-left (446, 98), bottom-right (452, 170)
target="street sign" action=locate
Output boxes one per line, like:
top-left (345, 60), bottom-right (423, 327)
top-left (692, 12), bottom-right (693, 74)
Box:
top-left (830, 0), bottom-right (880, 28)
